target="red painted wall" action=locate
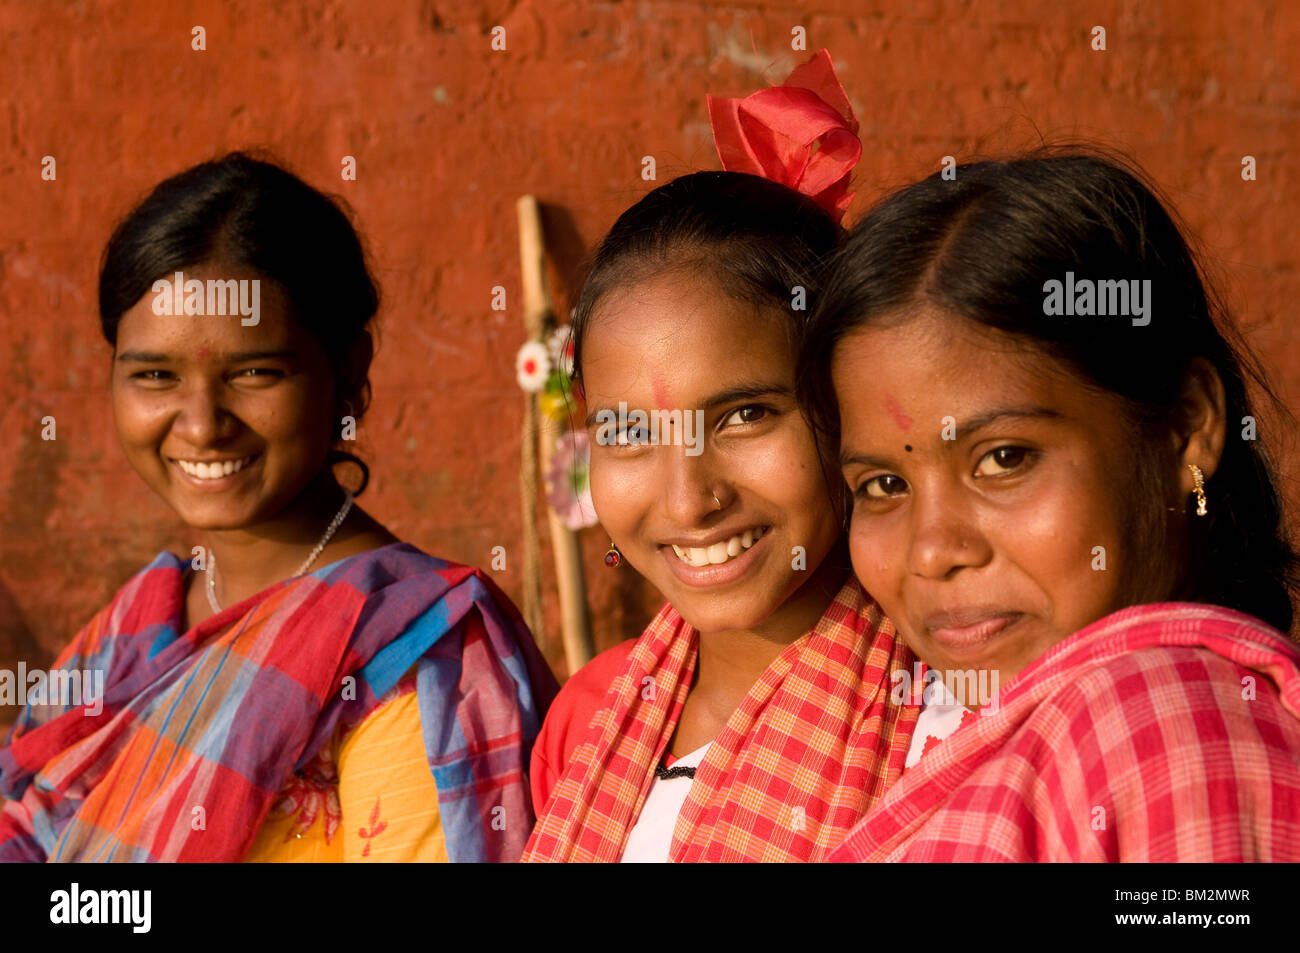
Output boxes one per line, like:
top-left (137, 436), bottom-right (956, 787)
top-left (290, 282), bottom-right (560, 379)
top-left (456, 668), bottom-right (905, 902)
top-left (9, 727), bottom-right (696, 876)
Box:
top-left (2, 1), bottom-right (1297, 731)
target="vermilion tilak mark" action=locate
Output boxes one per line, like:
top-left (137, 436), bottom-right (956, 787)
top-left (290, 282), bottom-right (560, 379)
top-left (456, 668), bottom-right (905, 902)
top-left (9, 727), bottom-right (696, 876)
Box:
top-left (650, 369), bottom-right (670, 411)
top-left (883, 393), bottom-right (914, 431)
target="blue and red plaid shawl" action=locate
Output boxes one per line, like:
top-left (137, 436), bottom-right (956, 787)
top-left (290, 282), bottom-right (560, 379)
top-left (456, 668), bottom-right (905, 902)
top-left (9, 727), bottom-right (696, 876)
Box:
top-left (0, 543), bottom-right (557, 862)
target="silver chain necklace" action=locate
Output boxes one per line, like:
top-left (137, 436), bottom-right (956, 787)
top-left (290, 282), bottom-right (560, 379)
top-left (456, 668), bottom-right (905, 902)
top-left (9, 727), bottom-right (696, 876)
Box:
top-left (205, 490), bottom-right (355, 614)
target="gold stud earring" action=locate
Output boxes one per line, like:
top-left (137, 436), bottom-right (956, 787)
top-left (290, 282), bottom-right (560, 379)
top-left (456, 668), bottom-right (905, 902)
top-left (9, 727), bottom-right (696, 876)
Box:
top-left (1187, 463), bottom-right (1208, 517)
top-left (604, 540), bottom-right (622, 568)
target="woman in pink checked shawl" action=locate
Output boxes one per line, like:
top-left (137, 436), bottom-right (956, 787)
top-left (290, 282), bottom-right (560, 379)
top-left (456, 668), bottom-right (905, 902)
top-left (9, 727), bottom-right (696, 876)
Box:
top-left (798, 148), bottom-right (1300, 862)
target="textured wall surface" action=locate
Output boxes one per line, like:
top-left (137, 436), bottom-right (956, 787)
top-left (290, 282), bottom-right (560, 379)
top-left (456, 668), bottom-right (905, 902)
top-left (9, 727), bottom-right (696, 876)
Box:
top-left (1, 1), bottom-right (1297, 728)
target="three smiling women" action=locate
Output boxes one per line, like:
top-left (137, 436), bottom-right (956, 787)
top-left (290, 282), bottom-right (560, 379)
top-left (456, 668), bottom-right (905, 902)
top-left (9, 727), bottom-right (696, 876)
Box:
top-left (3, 64), bottom-right (1298, 864)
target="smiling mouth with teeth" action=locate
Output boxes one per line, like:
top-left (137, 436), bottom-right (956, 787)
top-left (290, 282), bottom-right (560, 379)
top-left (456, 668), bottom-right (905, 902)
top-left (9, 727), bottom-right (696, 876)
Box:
top-left (174, 455), bottom-right (257, 480)
top-left (670, 526), bottom-right (768, 567)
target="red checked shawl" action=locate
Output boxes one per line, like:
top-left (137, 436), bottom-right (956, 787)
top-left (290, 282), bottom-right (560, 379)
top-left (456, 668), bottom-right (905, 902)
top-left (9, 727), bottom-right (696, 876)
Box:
top-left (523, 576), bottom-right (919, 862)
top-left (829, 601), bottom-right (1300, 862)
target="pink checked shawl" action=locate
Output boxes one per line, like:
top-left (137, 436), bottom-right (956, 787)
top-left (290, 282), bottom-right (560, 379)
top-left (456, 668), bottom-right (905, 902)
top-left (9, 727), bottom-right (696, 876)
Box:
top-left (829, 601), bottom-right (1300, 862)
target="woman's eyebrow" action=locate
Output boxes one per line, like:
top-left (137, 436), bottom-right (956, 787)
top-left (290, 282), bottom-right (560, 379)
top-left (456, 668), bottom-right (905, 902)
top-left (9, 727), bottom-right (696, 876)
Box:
top-left (839, 406), bottom-right (1063, 468)
top-left (225, 349), bottom-right (295, 362)
top-left (952, 405), bottom-right (1062, 441)
top-left (840, 449), bottom-right (897, 470)
top-left (115, 348), bottom-right (295, 363)
top-left (583, 381), bottom-right (790, 427)
top-left (698, 381), bottom-right (791, 411)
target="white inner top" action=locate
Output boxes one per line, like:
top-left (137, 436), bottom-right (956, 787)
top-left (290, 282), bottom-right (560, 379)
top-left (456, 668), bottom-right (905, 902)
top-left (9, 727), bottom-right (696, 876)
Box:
top-left (905, 680), bottom-right (972, 769)
top-left (619, 684), bottom-right (978, 863)
top-left (620, 742), bottom-right (712, 863)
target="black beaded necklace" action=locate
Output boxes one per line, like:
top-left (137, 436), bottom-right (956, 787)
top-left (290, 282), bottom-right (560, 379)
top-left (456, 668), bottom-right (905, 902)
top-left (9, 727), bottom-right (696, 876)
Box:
top-left (654, 761), bottom-right (697, 781)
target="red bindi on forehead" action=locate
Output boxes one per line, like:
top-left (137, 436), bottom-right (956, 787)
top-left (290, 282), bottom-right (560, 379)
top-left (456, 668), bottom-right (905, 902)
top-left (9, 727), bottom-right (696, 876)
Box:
top-left (884, 393), bottom-right (914, 431)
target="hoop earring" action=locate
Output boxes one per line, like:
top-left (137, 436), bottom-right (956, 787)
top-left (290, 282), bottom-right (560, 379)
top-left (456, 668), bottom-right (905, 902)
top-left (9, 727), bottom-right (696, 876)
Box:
top-left (1187, 463), bottom-right (1208, 517)
top-left (604, 540), bottom-right (622, 568)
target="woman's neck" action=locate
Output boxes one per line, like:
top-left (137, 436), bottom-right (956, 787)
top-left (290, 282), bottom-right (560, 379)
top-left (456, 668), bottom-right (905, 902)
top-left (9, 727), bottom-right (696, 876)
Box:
top-left (194, 471), bottom-right (394, 610)
top-left (695, 542), bottom-right (851, 696)
top-left (666, 543), bottom-right (850, 757)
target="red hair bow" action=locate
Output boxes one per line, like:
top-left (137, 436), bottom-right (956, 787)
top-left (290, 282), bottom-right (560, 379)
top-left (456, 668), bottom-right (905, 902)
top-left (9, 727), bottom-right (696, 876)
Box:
top-left (708, 49), bottom-right (861, 223)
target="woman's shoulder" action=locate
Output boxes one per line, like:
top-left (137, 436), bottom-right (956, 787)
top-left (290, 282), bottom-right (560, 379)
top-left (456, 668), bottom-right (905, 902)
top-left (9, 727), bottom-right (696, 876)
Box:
top-left (1009, 603), bottom-right (1300, 770)
top-left (530, 638), bottom-right (638, 808)
top-left (58, 551), bottom-right (187, 662)
top-left (315, 542), bottom-right (525, 615)
top-left (1010, 618), bottom-right (1300, 860)
top-left (549, 639), bottom-right (640, 730)
top-left (1042, 640), bottom-right (1281, 726)
top-left (321, 542), bottom-right (552, 693)
top-left (316, 541), bottom-right (457, 585)
top-left (1010, 601), bottom-right (1300, 705)
top-left (117, 549), bottom-right (188, 601)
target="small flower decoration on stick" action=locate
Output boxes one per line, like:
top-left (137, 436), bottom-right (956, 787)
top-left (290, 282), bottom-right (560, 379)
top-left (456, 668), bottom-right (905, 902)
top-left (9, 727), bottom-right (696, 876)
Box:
top-left (516, 340), bottom-right (552, 392)
top-left (538, 324), bottom-right (576, 423)
top-left (547, 324), bottom-right (575, 380)
top-left (517, 323), bottom-right (595, 528)
top-left (546, 431), bottom-right (598, 530)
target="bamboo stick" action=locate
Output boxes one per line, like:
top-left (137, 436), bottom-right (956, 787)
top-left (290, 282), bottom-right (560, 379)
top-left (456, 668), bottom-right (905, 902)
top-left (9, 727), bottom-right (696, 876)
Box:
top-left (517, 195), bottom-right (595, 675)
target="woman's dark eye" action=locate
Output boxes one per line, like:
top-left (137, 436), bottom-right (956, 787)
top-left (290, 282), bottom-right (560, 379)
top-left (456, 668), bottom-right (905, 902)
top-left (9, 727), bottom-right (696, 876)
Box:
top-left (974, 446), bottom-right (1029, 477)
top-left (721, 405), bottom-right (769, 427)
top-left (857, 474), bottom-right (908, 500)
top-left (229, 368), bottom-right (286, 386)
top-left (615, 426), bottom-right (650, 446)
